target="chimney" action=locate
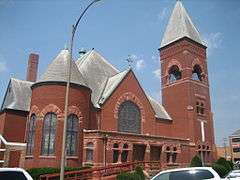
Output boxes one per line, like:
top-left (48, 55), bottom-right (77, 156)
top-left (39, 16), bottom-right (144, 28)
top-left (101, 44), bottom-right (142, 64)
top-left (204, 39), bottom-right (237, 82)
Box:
top-left (26, 53), bottom-right (39, 82)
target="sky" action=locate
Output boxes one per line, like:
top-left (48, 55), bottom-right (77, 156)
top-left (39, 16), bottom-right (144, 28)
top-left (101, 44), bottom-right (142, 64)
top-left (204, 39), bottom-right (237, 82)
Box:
top-left (0, 0), bottom-right (240, 146)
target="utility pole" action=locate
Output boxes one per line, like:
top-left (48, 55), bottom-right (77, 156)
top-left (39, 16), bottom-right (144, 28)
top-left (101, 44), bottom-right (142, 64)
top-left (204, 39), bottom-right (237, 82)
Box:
top-left (60, 1), bottom-right (101, 179)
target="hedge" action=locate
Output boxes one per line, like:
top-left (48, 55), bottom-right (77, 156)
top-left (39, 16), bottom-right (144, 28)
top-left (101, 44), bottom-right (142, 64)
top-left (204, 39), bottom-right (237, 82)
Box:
top-left (27, 166), bottom-right (90, 180)
top-left (117, 172), bottom-right (141, 180)
top-left (212, 163), bottom-right (229, 178)
top-left (216, 157), bottom-right (232, 171)
top-left (190, 155), bottom-right (202, 167)
top-left (135, 166), bottom-right (145, 180)
top-left (117, 166), bottom-right (145, 180)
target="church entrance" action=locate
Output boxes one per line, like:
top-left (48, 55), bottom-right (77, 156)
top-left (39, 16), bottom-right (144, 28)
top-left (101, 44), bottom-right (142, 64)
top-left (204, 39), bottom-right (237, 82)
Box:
top-left (132, 144), bottom-right (146, 162)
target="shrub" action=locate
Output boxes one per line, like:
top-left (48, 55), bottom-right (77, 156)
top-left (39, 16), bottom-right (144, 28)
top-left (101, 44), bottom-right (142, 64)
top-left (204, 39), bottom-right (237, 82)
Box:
top-left (212, 163), bottom-right (229, 178)
top-left (27, 166), bottom-right (90, 180)
top-left (216, 157), bottom-right (232, 171)
top-left (190, 155), bottom-right (202, 167)
top-left (227, 160), bottom-right (234, 170)
top-left (117, 172), bottom-right (141, 180)
top-left (135, 166), bottom-right (145, 180)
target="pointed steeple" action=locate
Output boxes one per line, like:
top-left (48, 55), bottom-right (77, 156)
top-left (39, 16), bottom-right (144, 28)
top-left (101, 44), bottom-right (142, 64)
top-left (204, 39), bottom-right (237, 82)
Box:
top-left (160, 1), bottom-right (203, 48)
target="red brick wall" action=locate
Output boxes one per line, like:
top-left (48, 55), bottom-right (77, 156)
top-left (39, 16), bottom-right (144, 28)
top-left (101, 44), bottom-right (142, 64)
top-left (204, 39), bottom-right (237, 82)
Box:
top-left (0, 110), bottom-right (28, 167)
top-left (0, 112), bottom-right (6, 135)
top-left (99, 71), bottom-right (174, 137)
top-left (24, 83), bottom-right (90, 169)
top-left (160, 38), bottom-right (215, 161)
top-left (3, 110), bottom-right (28, 142)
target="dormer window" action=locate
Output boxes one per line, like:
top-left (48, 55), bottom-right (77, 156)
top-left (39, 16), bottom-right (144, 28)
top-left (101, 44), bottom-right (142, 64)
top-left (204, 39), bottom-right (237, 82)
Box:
top-left (168, 65), bottom-right (182, 84)
top-left (192, 65), bottom-right (202, 81)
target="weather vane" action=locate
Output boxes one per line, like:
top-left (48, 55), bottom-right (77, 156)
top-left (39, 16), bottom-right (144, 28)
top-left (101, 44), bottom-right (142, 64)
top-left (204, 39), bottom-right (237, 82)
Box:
top-left (126, 55), bottom-right (134, 68)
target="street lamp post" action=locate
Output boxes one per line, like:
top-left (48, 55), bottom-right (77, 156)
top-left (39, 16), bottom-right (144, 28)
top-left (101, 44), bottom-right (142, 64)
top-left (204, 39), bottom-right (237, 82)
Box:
top-left (60, 1), bottom-right (101, 180)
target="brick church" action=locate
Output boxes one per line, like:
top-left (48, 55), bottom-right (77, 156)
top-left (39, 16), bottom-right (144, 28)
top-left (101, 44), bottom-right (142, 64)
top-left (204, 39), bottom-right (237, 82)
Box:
top-left (0, 1), bottom-right (216, 169)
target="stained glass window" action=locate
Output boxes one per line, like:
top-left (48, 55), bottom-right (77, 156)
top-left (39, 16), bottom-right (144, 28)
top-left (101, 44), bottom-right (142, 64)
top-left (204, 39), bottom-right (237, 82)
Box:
top-left (26, 114), bottom-right (36, 155)
top-left (66, 114), bottom-right (79, 156)
top-left (41, 113), bottom-right (56, 155)
top-left (118, 101), bottom-right (141, 134)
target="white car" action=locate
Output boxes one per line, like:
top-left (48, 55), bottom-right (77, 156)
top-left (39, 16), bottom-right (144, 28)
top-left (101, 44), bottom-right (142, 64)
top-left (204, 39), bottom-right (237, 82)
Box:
top-left (151, 167), bottom-right (221, 180)
top-left (0, 168), bottom-right (33, 180)
top-left (224, 170), bottom-right (240, 180)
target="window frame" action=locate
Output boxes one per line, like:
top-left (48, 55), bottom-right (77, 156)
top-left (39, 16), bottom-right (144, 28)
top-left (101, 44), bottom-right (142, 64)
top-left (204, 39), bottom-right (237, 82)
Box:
top-left (41, 113), bottom-right (57, 156)
top-left (66, 114), bottom-right (79, 156)
top-left (86, 142), bottom-right (94, 162)
top-left (118, 101), bottom-right (141, 134)
top-left (26, 114), bottom-right (37, 155)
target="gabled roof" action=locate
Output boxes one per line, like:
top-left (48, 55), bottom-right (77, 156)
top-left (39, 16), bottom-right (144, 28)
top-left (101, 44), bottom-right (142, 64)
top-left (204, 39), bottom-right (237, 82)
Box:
top-left (147, 96), bottom-right (172, 120)
top-left (76, 50), bottom-right (119, 108)
top-left (1, 78), bottom-right (33, 112)
top-left (76, 50), bottom-right (171, 120)
top-left (99, 69), bottom-right (130, 105)
top-left (38, 49), bottom-right (87, 87)
top-left (160, 1), bottom-right (203, 48)
top-left (1, 49), bottom-right (172, 122)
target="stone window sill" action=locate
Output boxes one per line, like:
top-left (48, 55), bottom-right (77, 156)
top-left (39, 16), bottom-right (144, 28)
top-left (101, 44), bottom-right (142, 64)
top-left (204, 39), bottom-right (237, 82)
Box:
top-left (66, 156), bottom-right (78, 160)
top-left (25, 155), bottom-right (33, 159)
top-left (39, 155), bottom-right (56, 159)
top-left (167, 163), bottom-right (179, 166)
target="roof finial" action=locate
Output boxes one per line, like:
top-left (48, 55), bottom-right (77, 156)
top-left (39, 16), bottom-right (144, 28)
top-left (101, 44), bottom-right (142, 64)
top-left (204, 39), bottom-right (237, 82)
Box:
top-left (64, 44), bottom-right (68, 50)
top-left (126, 55), bottom-right (134, 69)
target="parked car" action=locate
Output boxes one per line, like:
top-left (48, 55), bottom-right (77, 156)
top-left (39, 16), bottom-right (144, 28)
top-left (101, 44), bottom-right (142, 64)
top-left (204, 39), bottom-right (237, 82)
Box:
top-left (224, 170), bottom-right (240, 180)
top-left (151, 167), bottom-right (221, 180)
top-left (0, 168), bottom-right (33, 180)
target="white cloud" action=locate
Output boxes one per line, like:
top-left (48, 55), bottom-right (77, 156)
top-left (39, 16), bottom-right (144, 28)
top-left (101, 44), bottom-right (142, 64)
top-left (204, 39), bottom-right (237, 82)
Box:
top-left (136, 59), bottom-right (145, 71)
top-left (128, 54), bottom-right (145, 71)
top-left (203, 32), bottom-right (223, 55)
top-left (0, 61), bottom-right (7, 73)
top-left (158, 7), bottom-right (168, 21)
top-left (153, 69), bottom-right (161, 79)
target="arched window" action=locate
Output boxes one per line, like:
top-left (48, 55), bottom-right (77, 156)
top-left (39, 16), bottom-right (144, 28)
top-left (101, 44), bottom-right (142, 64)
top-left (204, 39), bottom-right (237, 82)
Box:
top-left (41, 113), bottom-right (57, 155)
top-left (168, 65), bottom-right (182, 83)
top-left (86, 142), bottom-right (94, 162)
top-left (66, 114), bottom-right (79, 156)
top-left (113, 143), bottom-right (119, 163)
top-left (121, 144), bottom-right (129, 163)
top-left (26, 114), bottom-right (37, 155)
top-left (192, 64), bottom-right (202, 81)
top-left (118, 101), bottom-right (141, 134)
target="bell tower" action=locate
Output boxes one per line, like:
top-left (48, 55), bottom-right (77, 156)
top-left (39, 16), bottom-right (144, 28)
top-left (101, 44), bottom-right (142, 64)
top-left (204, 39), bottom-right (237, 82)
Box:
top-left (159, 1), bottom-right (215, 162)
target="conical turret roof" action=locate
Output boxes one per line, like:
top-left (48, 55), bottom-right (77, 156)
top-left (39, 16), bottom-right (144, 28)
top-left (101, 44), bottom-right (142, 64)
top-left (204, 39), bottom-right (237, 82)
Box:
top-left (160, 1), bottom-right (203, 48)
top-left (38, 49), bottom-right (87, 86)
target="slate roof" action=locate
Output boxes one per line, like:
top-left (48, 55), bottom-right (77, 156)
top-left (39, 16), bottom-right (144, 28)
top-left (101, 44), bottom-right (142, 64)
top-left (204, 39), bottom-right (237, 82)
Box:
top-left (1, 49), bottom-right (171, 121)
top-left (160, 1), bottom-right (203, 48)
top-left (1, 78), bottom-right (33, 112)
top-left (147, 96), bottom-right (172, 120)
top-left (76, 50), bottom-right (119, 108)
top-left (231, 129), bottom-right (240, 137)
top-left (76, 50), bottom-right (171, 120)
top-left (38, 49), bottom-right (87, 87)
top-left (99, 69), bottom-right (130, 105)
